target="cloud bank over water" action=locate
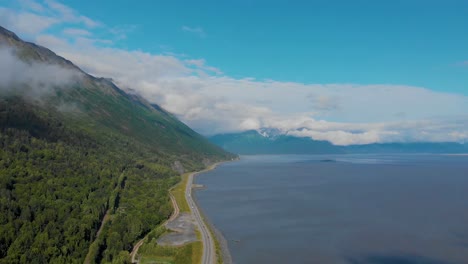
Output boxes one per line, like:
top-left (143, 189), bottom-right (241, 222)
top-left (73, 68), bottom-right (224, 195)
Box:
top-left (1, 0), bottom-right (468, 145)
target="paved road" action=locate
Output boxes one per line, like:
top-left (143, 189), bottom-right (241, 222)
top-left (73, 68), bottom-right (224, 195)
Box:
top-left (131, 169), bottom-right (216, 264)
top-left (186, 172), bottom-right (216, 264)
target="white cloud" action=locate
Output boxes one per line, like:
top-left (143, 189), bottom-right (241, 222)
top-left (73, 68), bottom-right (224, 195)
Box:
top-left (307, 93), bottom-right (340, 111)
top-left (185, 59), bottom-right (223, 75)
top-left (289, 129), bottom-right (396, 146)
top-left (182, 26), bottom-right (206, 37)
top-left (62, 28), bottom-right (92, 36)
top-left (44, 0), bottom-right (74, 18)
top-left (18, 0), bottom-right (46, 13)
top-left (43, 0), bottom-right (100, 28)
top-left (37, 34), bottom-right (468, 144)
top-left (0, 47), bottom-right (81, 98)
top-left (2, 1), bottom-right (468, 145)
top-left (0, 0), bottom-right (100, 39)
top-left (0, 8), bottom-right (58, 35)
top-left (79, 15), bottom-right (100, 28)
top-left (36, 34), bottom-right (69, 48)
top-left (109, 24), bottom-right (138, 40)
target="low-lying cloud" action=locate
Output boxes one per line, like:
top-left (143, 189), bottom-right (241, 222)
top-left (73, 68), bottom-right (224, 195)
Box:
top-left (34, 33), bottom-right (468, 145)
top-left (0, 46), bottom-right (80, 98)
top-left (2, 0), bottom-right (468, 145)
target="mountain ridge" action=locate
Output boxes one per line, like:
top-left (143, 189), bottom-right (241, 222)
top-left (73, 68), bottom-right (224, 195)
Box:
top-left (0, 25), bottom-right (232, 162)
top-left (0, 26), bottom-right (234, 263)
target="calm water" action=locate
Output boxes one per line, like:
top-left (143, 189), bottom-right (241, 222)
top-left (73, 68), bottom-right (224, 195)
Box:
top-left (194, 154), bottom-right (468, 264)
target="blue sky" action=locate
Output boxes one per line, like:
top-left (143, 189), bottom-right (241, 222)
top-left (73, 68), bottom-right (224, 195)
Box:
top-left (1, 0), bottom-right (468, 145)
top-left (61, 0), bottom-right (468, 94)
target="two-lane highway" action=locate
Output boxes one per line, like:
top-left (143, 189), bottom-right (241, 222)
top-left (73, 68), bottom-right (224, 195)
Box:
top-left (186, 172), bottom-right (216, 264)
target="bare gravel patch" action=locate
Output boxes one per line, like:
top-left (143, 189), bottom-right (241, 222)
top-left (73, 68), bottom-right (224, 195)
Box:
top-left (156, 212), bottom-right (198, 246)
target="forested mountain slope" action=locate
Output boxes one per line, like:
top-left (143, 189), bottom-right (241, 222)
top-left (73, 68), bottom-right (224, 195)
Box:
top-left (0, 26), bottom-right (234, 264)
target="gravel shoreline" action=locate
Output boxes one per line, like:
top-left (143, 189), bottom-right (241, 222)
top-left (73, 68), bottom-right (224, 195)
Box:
top-left (156, 212), bottom-right (198, 246)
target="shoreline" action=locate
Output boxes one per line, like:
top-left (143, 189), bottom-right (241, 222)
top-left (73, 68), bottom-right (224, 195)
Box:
top-left (131, 158), bottom-right (237, 263)
top-left (192, 191), bottom-right (233, 264)
top-left (192, 160), bottom-right (236, 264)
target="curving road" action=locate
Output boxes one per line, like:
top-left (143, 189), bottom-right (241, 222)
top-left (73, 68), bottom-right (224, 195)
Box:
top-left (186, 172), bottom-right (216, 264)
top-left (131, 168), bottom-right (217, 264)
top-left (130, 191), bottom-right (179, 263)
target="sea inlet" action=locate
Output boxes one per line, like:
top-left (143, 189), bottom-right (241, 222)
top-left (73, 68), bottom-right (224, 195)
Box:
top-left (195, 154), bottom-right (468, 264)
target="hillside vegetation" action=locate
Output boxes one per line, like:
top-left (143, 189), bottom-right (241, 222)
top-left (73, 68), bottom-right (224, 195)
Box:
top-left (0, 26), bottom-right (234, 264)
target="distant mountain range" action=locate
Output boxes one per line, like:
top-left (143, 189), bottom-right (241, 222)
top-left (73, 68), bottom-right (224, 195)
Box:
top-left (209, 130), bottom-right (468, 154)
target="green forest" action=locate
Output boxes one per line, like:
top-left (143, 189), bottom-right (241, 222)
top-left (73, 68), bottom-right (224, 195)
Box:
top-left (0, 93), bottom-right (233, 263)
top-left (0, 95), bottom-right (229, 263)
top-left (0, 26), bottom-right (233, 263)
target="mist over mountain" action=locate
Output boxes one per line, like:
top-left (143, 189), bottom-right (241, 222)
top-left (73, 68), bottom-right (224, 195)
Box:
top-left (0, 26), bottom-right (233, 263)
top-left (1, 1), bottom-right (468, 263)
top-left (0, 25), bottom-right (231, 161)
